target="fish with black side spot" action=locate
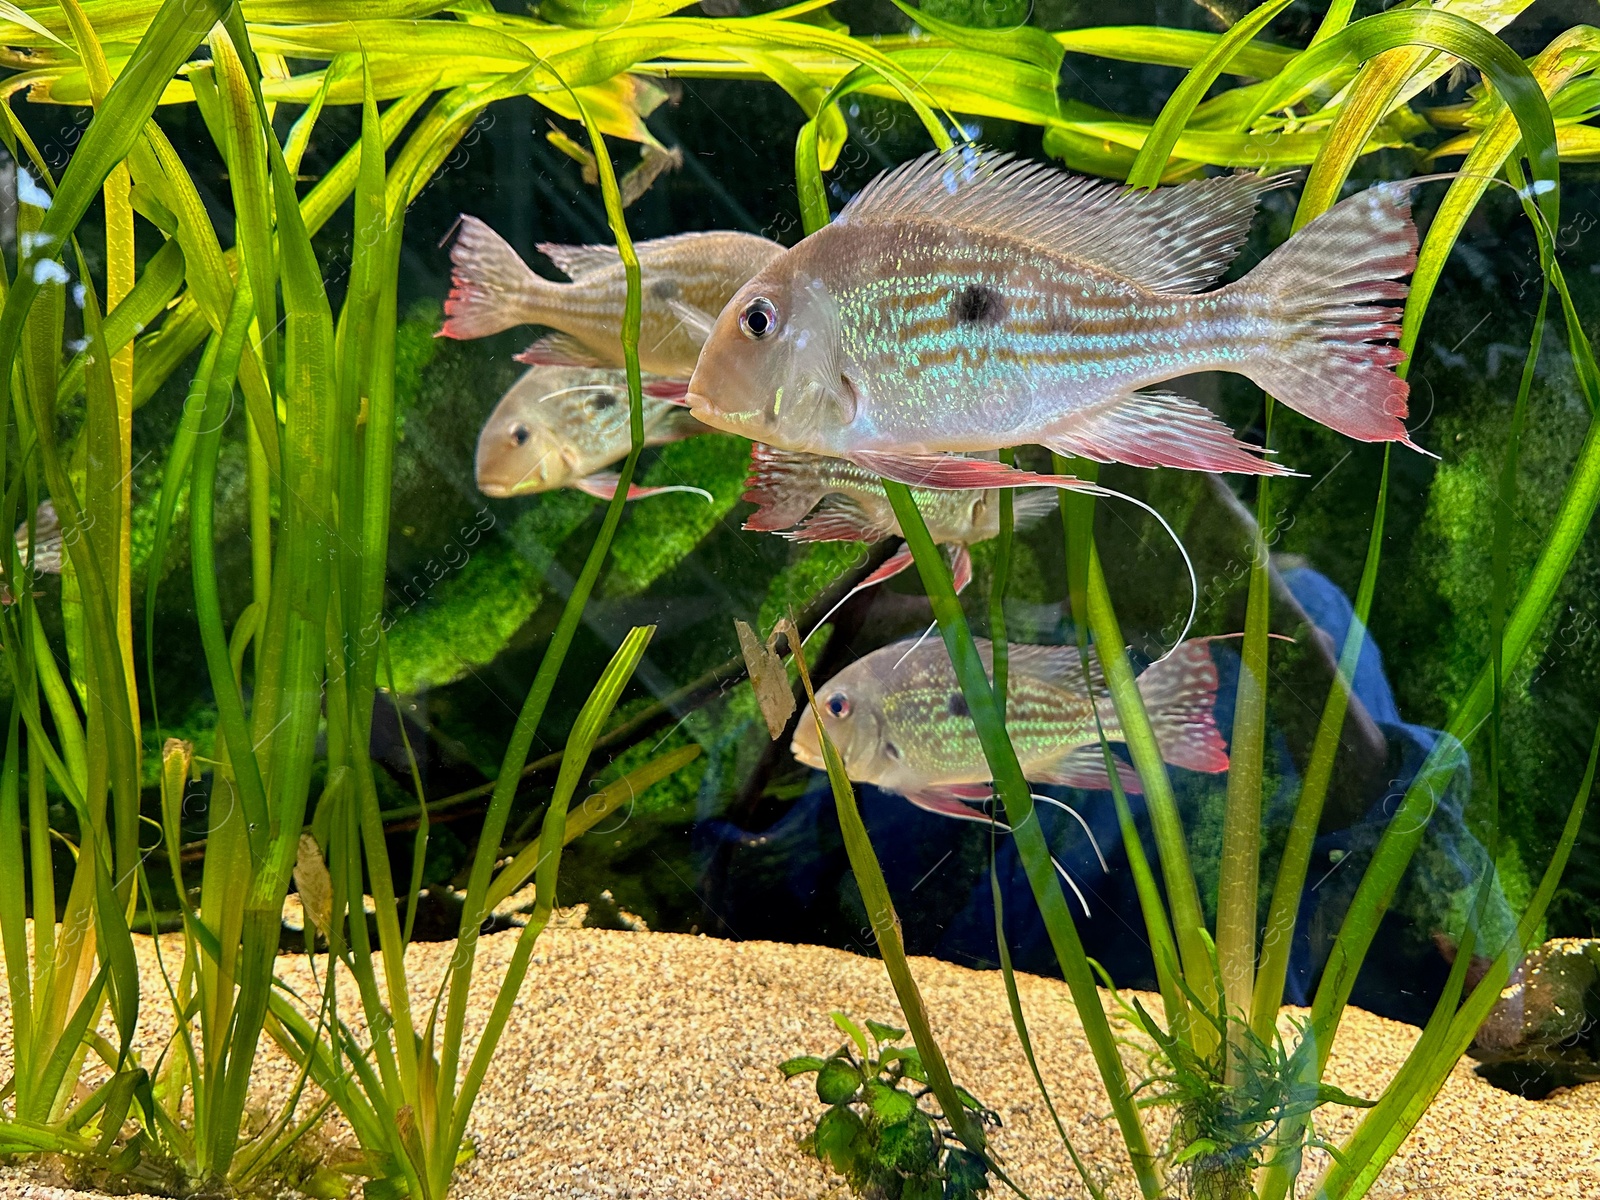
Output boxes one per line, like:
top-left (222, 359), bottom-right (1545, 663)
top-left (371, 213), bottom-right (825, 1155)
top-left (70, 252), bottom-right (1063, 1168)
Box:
top-left (790, 636), bottom-right (1228, 819)
top-left (441, 217), bottom-right (783, 378)
top-left (687, 147), bottom-right (1422, 493)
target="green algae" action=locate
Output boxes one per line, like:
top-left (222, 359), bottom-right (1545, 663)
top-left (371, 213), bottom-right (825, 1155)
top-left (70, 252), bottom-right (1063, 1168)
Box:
top-left (383, 491), bottom-right (595, 694)
top-left (604, 433), bottom-right (753, 597)
top-left (758, 541), bottom-right (865, 638)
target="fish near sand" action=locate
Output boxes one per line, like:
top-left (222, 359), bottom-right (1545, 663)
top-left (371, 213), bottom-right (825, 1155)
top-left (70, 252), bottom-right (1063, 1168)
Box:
top-left (790, 636), bottom-right (1227, 819)
top-left (742, 442), bottom-right (1056, 593)
top-left (442, 217), bottom-right (783, 378)
top-left (476, 365), bottom-right (710, 502)
top-left (687, 147), bottom-right (1420, 493)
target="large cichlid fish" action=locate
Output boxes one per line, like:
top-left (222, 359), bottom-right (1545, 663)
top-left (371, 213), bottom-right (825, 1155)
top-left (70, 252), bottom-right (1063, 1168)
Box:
top-left (442, 217), bottom-right (783, 378)
top-left (790, 636), bottom-right (1228, 817)
top-left (476, 365), bottom-right (708, 502)
top-left (687, 148), bottom-right (1420, 493)
top-left (742, 442), bottom-right (1056, 593)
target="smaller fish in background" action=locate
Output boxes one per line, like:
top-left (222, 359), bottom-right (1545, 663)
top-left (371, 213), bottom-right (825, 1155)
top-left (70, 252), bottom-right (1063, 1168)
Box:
top-left (742, 443), bottom-right (1057, 594)
top-left (3, 500), bottom-right (61, 604)
top-left (791, 635), bottom-right (1227, 816)
top-left (440, 217), bottom-right (783, 378)
top-left (15, 500), bottom-right (61, 574)
top-left (476, 365), bottom-right (711, 503)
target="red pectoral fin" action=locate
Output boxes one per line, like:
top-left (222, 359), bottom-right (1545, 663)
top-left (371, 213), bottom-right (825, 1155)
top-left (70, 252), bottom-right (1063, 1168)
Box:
top-left (847, 451), bottom-right (1100, 493)
top-left (950, 544), bottom-right (973, 595)
top-left (904, 787), bottom-right (1002, 825)
top-left (574, 473), bottom-right (714, 503)
top-left (855, 542), bottom-right (916, 588)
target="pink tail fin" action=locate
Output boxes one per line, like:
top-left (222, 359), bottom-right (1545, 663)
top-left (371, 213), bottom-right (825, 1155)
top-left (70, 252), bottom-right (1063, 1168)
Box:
top-left (441, 216), bottom-right (552, 340)
top-left (1135, 639), bottom-right (1229, 774)
top-left (1233, 182), bottom-right (1418, 446)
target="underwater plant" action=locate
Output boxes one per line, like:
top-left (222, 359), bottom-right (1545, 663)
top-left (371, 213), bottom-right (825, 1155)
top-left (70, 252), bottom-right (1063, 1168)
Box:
top-left (767, 7), bottom-right (1600, 1200)
top-left (0, 1), bottom-right (1591, 1199)
top-left (781, 1012), bottom-right (998, 1200)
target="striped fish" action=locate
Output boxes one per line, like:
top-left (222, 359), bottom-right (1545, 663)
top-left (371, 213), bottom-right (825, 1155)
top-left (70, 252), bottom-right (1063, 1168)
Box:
top-left (685, 147), bottom-right (1419, 493)
top-left (790, 636), bottom-right (1228, 816)
top-left (442, 217), bottom-right (782, 378)
top-left (476, 365), bottom-right (709, 503)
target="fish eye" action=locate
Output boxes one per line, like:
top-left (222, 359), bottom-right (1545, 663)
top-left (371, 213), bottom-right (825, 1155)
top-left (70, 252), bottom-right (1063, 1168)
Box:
top-left (826, 691), bottom-right (850, 718)
top-left (510, 423), bottom-right (530, 446)
top-left (739, 296), bottom-right (779, 341)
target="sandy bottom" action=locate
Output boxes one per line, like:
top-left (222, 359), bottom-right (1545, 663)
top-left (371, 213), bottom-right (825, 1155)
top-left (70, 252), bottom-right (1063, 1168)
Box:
top-left (0, 926), bottom-right (1596, 1199)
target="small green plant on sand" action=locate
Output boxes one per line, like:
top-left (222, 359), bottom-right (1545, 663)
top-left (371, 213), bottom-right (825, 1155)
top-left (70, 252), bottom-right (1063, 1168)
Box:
top-left (1103, 951), bottom-right (1374, 1200)
top-left (781, 1013), bottom-right (997, 1200)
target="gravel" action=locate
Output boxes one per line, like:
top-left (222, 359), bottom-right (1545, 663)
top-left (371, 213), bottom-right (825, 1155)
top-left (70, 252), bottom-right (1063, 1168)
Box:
top-left (1, 926), bottom-right (1595, 1199)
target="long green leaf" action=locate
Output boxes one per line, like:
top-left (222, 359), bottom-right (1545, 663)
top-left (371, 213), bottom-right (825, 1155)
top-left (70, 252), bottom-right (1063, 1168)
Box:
top-left (884, 481), bottom-right (1162, 1198)
top-left (445, 626), bottom-right (656, 1194)
top-left (1319, 718), bottom-right (1599, 1199)
top-left (1126, 0), bottom-right (1295, 187)
top-left (789, 622), bottom-right (989, 1161)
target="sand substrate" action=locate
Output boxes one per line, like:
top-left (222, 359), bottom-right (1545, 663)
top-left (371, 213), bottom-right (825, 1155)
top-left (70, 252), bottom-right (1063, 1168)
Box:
top-left (1, 925), bottom-right (1596, 1199)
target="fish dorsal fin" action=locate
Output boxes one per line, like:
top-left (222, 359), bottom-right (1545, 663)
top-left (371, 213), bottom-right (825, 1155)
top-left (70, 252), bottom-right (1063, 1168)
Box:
top-left (990, 641), bottom-right (1106, 695)
top-left (838, 147), bottom-right (1293, 293)
top-left (537, 241), bottom-right (621, 281)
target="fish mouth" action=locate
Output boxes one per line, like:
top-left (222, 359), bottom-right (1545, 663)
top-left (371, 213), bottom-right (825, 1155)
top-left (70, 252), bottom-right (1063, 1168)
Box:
top-left (789, 728), bottom-right (825, 770)
top-left (684, 391), bottom-right (771, 437)
top-left (478, 479), bottom-right (514, 499)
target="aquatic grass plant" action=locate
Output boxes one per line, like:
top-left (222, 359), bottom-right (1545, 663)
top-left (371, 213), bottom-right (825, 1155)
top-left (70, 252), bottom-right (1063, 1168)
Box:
top-left (0, 1), bottom-right (670, 1192)
top-left (773, 3), bottom-right (1600, 1199)
top-left (0, 1), bottom-right (1593, 1198)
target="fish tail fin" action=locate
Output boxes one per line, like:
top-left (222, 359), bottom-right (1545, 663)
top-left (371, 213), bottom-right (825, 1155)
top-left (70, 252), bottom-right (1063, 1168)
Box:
top-left (441, 216), bottom-right (557, 340)
top-left (1135, 639), bottom-right (1229, 774)
top-left (1233, 182), bottom-right (1418, 446)
top-left (742, 443), bottom-right (827, 531)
